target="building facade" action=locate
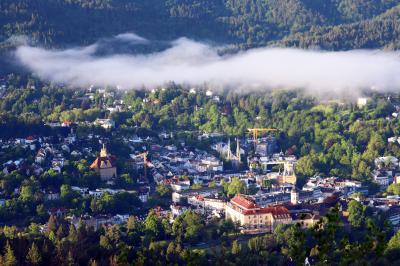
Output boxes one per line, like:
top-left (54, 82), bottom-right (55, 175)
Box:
top-left (225, 194), bottom-right (291, 233)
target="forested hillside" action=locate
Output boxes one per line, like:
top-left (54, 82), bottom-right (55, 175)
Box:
top-left (1, 0), bottom-right (400, 50)
top-left (278, 4), bottom-right (400, 50)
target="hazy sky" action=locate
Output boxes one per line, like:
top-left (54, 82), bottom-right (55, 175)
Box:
top-left (13, 33), bottom-right (400, 95)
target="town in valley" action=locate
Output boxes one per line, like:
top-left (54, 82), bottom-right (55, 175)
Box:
top-left (0, 74), bottom-right (400, 264)
top-left (3, 0), bottom-right (400, 264)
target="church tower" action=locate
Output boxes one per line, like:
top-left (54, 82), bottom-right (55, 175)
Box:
top-left (227, 138), bottom-right (231, 160)
top-left (290, 187), bottom-right (299, 205)
top-left (90, 144), bottom-right (117, 181)
top-left (236, 138), bottom-right (241, 162)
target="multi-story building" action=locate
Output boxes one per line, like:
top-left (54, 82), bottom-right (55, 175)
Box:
top-left (251, 192), bottom-right (291, 206)
top-left (255, 136), bottom-right (277, 156)
top-left (172, 187), bottom-right (222, 203)
top-left (225, 194), bottom-right (292, 233)
top-left (372, 170), bottom-right (393, 188)
top-left (290, 187), bottom-right (322, 205)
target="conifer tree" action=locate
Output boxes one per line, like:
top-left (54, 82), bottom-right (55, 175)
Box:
top-left (68, 224), bottom-right (78, 243)
top-left (26, 242), bottom-right (42, 265)
top-left (232, 240), bottom-right (242, 255)
top-left (66, 251), bottom-right (76, 266)
top-left (47, 215), bottom-right (57, 233)
top-left (3, 241), bottom-right (17, 266)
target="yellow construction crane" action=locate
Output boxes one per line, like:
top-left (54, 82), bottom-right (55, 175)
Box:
top-left (132, 152), bottom-right (148, 179)
top-left (248, 128), bottom-right (278, 148)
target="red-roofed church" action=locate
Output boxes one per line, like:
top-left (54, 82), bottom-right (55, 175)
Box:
top-left (90, 144), bottom-right (117, 181)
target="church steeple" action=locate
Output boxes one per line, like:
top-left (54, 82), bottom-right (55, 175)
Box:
top-left (236, 138), bottom-right (241, 162)
top-left (100, 144), bottom-right (108, 157)
top-left (227, 138), bottom-right (231, 160)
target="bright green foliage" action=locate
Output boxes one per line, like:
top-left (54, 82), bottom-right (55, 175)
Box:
top-left (386, 230), bottom-right (400, 255)
top-left (3, 241), bottom-right (17, 266)
top-left (231, 240), bottom-right (242, 255)
top-left (348, 200), bottom-right (366, 227)
top-left (387, 183), bottom-right (400, 195)
top-left (172, 210), bottom-right (204, 243)
top-left (227, 177), bottom-right (245, 197)
top-left (144, 210), bottom-right (164, 240)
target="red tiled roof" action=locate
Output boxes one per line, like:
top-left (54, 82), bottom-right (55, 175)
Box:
top-left (230, 195), bottom-right (290, 217)
top-left (263, 206), bottom-right (290, 218)
top-left (196, 195), bottom-right (205, 201)
top-left (163, 179), bottom-right (173, 185)
top-left (240, 206), bottom-right (290, 216)
top-left (231, 194), bottom-right (257, 209)
top-left (323, 194), bottom-right (339, 204)
top-left (90, 155), bottom-right (117, 169)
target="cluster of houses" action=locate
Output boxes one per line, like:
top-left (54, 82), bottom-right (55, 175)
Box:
top-left (94, 119), bottom-right (115, 129)
top-left (372, 156), bottom-right (400, 189)
top-left (67, 213), bottom-right (130, 231)
top-left (38, 212), bottom-right (131, 232)
top-left (34, 143), bottom-right (400, 234)
top-left (2, 92), bottom-right (400, 235)
top-left (141, 145), bottom-right (224, 185)
top-left (163, 147), bottom-right (400, 234)
top-left (168, 170), bottom-right (374, 233)
top-left (1, 135), bottom-right (73, 176)
top-left (70, 186), bottom-right (149, 202)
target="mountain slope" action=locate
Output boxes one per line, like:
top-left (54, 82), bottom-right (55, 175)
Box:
top-left (277, 4), bottom-right (400, 50)
top-left (1, 0), bottom-right (400, 50)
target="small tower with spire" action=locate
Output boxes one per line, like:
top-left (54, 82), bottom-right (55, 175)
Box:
top-left (100, 144), bottom-right (108, 157)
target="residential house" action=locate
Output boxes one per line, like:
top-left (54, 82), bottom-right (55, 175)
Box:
top-left (94, 119), bottom-right (115, 129)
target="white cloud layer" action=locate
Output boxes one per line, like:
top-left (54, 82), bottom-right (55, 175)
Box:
top-left (13, 34), bottom-right (400, 94)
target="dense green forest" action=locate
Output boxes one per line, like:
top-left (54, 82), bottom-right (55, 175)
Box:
top-left (279, 4), bottom-right (400, 50)
top-left (2, 0), bottom-right (400, 50)
top-left (1, 205), bottom-right (400, 265)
